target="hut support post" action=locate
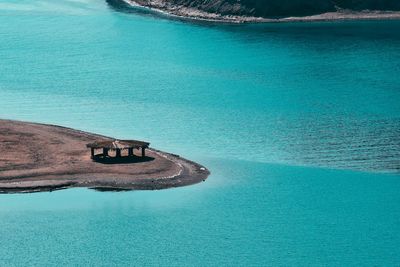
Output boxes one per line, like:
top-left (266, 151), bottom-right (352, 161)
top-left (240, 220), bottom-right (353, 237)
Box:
top-left (128, 148), bottom-right (134, 157)
top-left (91, 148), bottom-right (95, 159)
top-left (116, 148), bottom-right (121, 158)
top-left (141, 147), bottom-right (146, 157)
top-left (103, 148), bottom-right (109, 157)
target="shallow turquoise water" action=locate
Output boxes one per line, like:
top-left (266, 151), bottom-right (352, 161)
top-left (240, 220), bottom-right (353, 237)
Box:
top-left (0, 0), bottom-right (400, 265)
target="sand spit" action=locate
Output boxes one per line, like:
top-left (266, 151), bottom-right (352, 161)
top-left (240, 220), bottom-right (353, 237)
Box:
top-left (0, 119), bottom-right (209, 193)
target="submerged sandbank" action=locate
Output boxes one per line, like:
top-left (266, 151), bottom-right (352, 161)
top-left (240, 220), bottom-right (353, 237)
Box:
top-left (0, 119), bottom-right (209, 193)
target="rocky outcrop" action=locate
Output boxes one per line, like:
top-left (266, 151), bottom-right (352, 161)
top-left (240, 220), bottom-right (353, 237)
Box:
top-left (110, 0), bottom-right (400, 21)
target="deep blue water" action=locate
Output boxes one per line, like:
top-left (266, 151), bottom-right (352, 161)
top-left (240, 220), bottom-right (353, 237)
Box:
top-left (0, 0), bottom-right (400, 265)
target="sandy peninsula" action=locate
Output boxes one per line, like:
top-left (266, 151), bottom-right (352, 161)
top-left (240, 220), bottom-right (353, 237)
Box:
top-left (0, 119), bottom-right (209, 193)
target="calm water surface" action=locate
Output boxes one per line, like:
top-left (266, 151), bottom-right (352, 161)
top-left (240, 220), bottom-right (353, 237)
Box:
top-left (0, 0), bottom-right (400, 265)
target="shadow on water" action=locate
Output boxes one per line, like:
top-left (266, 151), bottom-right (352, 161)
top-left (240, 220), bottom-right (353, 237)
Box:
top-left (93, 155), bottom-right (155, 164)
top-left (106, 0), bottom-right (150, 15)
top-left (90, 187), bottom-right (133, 192)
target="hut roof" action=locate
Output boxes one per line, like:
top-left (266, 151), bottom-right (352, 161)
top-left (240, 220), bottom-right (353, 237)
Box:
top-left (86, 140), bottom-right (150, 150)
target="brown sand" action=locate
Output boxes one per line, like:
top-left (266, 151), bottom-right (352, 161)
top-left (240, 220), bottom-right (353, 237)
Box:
top-left (0, 119), bottom-right (209, 193)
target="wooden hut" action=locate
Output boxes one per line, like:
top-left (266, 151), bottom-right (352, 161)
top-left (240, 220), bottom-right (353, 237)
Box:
top-left (86, 140), bottom-right (150, 159)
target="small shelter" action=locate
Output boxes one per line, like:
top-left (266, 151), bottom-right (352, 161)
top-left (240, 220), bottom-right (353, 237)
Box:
top-left (86, 140), bottom-right (150, 159)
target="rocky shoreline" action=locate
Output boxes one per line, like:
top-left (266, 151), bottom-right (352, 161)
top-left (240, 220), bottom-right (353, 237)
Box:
top-left (0, 119), bottom-right (209, 193)
top-left (113, 0), bottom-right (400, 23)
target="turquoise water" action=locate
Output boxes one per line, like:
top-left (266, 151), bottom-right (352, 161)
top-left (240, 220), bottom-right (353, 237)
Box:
top-left (1, 0), bottom-right (400, 265)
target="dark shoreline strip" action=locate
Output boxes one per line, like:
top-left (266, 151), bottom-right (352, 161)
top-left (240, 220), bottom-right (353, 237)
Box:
top-left (108, 0), bottom-right (400, 24)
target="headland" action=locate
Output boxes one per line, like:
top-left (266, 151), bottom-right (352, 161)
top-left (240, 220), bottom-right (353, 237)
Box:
top-left (0, 119), bottom-right (209, 193)
top-left (111, 0), bottom-right (400, 23)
